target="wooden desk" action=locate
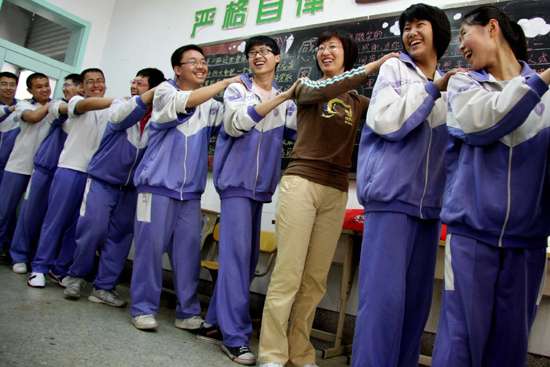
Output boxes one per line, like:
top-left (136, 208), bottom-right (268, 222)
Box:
top-left (311, 234), bottom-right (445, 362)
top-left (200, 209), bottom-right (220, 249)
top-left (310, 229), bottom-right (362, 359)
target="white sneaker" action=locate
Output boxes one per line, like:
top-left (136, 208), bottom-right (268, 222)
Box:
top-left (88, 289), bottom-right (128, 308)
top-left (132, 314), bottom-right (158, 330)
top-left (259, 364), bottom-right (284, 367)
top-left (174, 315), bottom-right (203, 330)
top-left (12, 263), bottom-right (27, 274)
top-left (64, 276), bottom-right (86, 298)
top-left (28, 272), bottom-right (46, 288)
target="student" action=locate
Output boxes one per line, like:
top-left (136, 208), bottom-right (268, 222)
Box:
top-left (0, 72), bottom-right (21, 184)
top-left (130, 45), bottom-right (240, 331)
top-left (258, 29), bottom-right (397, 367)
top-left (432, 6), bottom-right (550, 366)
top-left (10, 74), bottom-right (84, 274)
top-left (352, 4), bottom-right (458, 366)
top-left (28, 68), bottom-right (115, 288)
top-left (196, 36), bottom-right (297, 366)
top-left (62, 68), bottom-right (165, 307)
top-left (0, 73), bottom-right (52, 260)
top-left (0, 71), bottom-right (21, 256)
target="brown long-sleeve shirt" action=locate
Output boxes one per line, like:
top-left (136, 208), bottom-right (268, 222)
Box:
top-left (284, 68), bottom-right (370, 192)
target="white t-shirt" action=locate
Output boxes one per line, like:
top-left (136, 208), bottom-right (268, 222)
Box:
top-left (6, 100), bottom-right (52, 175)
top-left (57, 95), bottom-right (109, 172)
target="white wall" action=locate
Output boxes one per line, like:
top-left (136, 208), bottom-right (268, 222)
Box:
top-left (91, 0), bottom-right (488, 311)
top-left (98, 0), bottom-right (488, 97)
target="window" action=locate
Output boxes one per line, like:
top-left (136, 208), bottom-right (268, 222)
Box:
top-left (0, 0), bottom-right (90, 98)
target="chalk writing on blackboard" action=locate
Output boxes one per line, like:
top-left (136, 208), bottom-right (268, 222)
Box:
top-left (203, 0), bottom-right (550, 173)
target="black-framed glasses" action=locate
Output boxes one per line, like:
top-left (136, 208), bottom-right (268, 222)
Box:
top-left (247, 48), bottom-right (273, 58)
top-left (180, 60), bottom-right (208, 67)
top-left (84, 78), bottom-right (105, 85)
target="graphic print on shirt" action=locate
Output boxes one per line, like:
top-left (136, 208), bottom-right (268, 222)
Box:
top-left (321, 97), bottom-right (353, 125)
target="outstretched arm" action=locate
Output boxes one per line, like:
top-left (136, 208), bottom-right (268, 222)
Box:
top-left (186, 75), bottom-right (242, 108)
top-left (294, 52), bottom-right (399, 104)
top-left (74, 97), bottom-right (116, 114)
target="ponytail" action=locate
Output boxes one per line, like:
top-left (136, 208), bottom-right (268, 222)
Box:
top-left (463, 6), bottom-right (528, 61)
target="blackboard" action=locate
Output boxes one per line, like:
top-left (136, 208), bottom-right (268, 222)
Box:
top-left (203, 0), bottom-right (550, 173)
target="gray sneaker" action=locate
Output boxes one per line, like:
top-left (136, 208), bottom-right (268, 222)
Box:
top-left (88, 289), bottom-right (128, 308)
top-left (63, 276), bottom-right (86, 299)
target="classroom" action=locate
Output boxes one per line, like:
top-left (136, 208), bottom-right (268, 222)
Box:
top-left (1, 0), bottom-right (550, 366)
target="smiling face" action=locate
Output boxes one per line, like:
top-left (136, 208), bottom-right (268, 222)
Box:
top-left (0, 76), bottom-right (17, 103)
top-left (82, 71), bottom-right (106, 98)
top-left (175, 49), bottom-right (208, 90)
top-left (459, 22), bottom-right (496, 71)
top-left (130, 75), bottom-right (150, 96)
top-left (402, 19), bottom-right (436, 63)
top-left (247, 44), bottom-right (280, 77)
top-left (316, 37), bottom-right (346, 79)
top-left (62, 78), bottom-right (83, 101)
top-left (27, 77), bottom-right (51, 104)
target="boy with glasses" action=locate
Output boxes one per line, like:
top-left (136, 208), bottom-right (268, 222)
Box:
top-left (196, 35), bottom-right (298, 366)
top-left (62, 68), bottom-right (165, 308)
top-left (28, 68), bottom-right (115, 288)
top-left (10, 74), bottom-right (84, 274)
top-left (129, 45), bottom-right (240, 332)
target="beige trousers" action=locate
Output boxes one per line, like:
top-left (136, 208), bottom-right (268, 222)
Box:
top-left (259, 175), bottom-right (347, 367)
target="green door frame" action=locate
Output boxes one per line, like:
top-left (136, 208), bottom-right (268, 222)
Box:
top-left (0, 0), bottom-right (90, 98)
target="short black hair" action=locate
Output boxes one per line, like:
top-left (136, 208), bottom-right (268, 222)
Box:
top-left (0, 71), bottom-right (18, 84)
top-left (399, 3), bottom-right (451, 60)
top-left (245, 35), bottom-right (281, 56)
top-left (136, 68), bottom-right (166, 89)
top-left (245, 35), bottom-right (281, 70)
top-left (26, 72), bottom-right (48, 89)
top-left (462, 6), bottom-right (528, 62)
top-left (171, 45), bottom-right (204, 68)
top-left (65, 73), bottom-right (82, 84)
top-left (316, 29), bottom-right (358, 73)
top-left (80, 68), bottom-right (105, 81)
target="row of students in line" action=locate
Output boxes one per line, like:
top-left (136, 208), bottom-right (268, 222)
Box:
top-left (0, 67), bottom-right (165, 304)
top-left (1, 3), bottom-right (549, 367)
top-left (252, 4), bottom-right (550, 367)
top-left (353, 4), bottom-right (550, 367)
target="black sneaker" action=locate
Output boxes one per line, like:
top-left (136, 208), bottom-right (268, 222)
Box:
top-left (221, 344), bottom-right (256, 365)
top-left (196, 324), bottom-right (223, 345)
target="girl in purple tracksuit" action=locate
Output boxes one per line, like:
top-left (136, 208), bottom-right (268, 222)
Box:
top-left (354, 4), bottom-right (456, 366)
top-left (432, 6), bottom-right (550, 367)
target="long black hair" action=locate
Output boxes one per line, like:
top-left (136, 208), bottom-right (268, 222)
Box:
top-left (462, 6), bottom-right (528, 61)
